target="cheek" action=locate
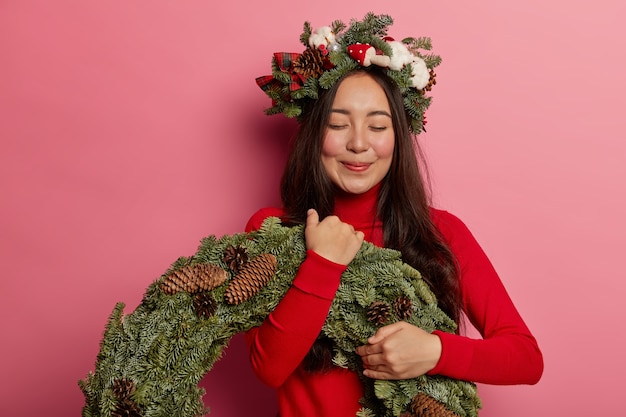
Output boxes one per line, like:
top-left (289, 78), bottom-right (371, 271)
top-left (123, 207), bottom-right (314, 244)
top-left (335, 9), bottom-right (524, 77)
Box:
top-left (320, 139), bottom-right (335, 175)
top-left (321, 133), bottom-right (342, 158)
top-left (374, 134), bottom-right (395, 160)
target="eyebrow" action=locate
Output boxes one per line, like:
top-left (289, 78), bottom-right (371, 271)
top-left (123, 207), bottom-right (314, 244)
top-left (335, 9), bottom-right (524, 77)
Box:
top-left (331, 109), bottom-right (392, 118)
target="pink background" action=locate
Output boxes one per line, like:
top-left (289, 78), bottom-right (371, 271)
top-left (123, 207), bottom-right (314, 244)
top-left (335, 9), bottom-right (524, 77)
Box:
top-left (1, 1), bottom-right (625, 416)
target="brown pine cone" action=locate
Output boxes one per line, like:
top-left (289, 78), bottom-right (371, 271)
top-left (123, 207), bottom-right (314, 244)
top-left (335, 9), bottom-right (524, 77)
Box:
top-left (366, 301), bottom-right (391, 326)
top-left (293, 47), bottom-right (327, 78)
top-left (410, 393), bottom-right (456, 417)
top-left (112, 397), bottom-right (142, 417)
top-left (160, 263), bottom-right (228, 295)
top-left (111, 378), bottom-right (135, 400)
top-left (224, 253), bottom-right (277, 305)
top-left (193, 292), bottom-right (218, 318)
top-left (223, 245), bottom-right (249, 273)
top-left (394, 295), bottom-right (413, 320)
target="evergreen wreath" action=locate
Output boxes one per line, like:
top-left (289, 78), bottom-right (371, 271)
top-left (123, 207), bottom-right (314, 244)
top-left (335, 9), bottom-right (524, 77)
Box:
top-left (79, 217), bottom-right (482, 417)
top-left (256, 13), bottom-right (441, 135)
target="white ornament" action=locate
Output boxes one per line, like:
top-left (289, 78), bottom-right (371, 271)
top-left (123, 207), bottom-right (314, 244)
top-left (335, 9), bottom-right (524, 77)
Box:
top-left (386, 40), bottom-right (414, 71)
top-left (410, 57), bottom-right (430, 90)
top-left (328, 41), bottom-right (342, 52)
top-left (309, 26), bottom-right (336, 49)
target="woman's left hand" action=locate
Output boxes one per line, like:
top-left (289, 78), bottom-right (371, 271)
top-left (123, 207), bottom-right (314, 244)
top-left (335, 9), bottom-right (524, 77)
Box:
top-left (355, 321), bottom-right (442, 380)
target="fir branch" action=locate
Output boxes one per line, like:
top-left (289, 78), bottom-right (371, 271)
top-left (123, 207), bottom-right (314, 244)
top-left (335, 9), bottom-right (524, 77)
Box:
top-left (402, 36), bottom-right (434, 52)
top-left (342, 13), bottom-right (393, 44)
top-left (330, 19), bottom-right (346, 35)
top-left (300, 21), bottom-right (312, 47)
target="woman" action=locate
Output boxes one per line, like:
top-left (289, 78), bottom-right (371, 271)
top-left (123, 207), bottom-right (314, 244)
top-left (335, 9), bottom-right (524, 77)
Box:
top-left (247, 15), bottom-right (543, 416)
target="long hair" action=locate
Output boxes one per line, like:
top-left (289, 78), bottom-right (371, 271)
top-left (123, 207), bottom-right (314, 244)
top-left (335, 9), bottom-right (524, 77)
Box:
top-left (280, 68), bottom-right (462, 371)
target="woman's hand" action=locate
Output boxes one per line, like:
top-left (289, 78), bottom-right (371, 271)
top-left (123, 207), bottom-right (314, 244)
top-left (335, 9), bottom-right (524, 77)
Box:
top-left (305, 208), bottom-right (364, 266)
top-left (355, 321), bottom-right (442, 380)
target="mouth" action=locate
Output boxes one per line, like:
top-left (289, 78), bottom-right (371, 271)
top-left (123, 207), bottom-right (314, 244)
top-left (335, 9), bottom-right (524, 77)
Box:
top-left (342, 162), bottom-right (371, 172)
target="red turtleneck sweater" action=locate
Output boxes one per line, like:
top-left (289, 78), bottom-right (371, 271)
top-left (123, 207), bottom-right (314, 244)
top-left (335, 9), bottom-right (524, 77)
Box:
top-left (244, 185), bottom-right (543, 416)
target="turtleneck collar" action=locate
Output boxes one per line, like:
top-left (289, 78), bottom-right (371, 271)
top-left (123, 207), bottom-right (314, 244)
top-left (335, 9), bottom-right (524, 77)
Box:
top-left (332, 182), bottom-right (383, 244)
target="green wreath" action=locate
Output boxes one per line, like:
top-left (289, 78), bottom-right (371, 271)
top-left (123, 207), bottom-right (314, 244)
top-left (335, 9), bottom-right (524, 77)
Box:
top-left (79, 217), bottom-right (481, 417)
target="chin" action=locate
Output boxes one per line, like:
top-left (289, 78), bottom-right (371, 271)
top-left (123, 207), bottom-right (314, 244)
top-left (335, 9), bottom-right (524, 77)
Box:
top-left (340, 184), bottom-right (374, 195)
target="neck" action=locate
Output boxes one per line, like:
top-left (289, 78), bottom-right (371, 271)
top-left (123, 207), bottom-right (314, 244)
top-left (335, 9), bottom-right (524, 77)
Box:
top-left (332, 183), bottom-right (383, 244)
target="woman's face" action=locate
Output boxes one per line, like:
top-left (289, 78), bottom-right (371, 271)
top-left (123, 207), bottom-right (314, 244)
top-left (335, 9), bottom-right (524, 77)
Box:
top-left (321, 73), bottom-right (395, 195)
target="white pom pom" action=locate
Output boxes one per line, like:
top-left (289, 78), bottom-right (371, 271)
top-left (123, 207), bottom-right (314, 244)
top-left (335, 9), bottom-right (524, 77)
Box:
top-left (309, 26), bottom-right (336, 49)
top-left (411, 57), bottom-right (430, 90)
top-left (387, 40), bottom-right (414, 71)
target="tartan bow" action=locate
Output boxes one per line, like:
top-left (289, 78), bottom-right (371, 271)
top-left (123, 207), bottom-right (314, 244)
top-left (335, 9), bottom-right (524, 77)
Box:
top-left (256, 52), bottom-right (306, 95)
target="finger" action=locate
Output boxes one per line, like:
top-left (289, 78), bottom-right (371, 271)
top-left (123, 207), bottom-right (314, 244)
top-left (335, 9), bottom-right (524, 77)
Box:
top-left (367, 322), bottom-right (404, 344)
top-left (306, 208), bottom-right (319, 228)
top-left (355, 343), bottom-right (382, 357)
top-left (360, 352), bottom-right (385, 367)
top-left (362, 368), bottom-right (392, 380)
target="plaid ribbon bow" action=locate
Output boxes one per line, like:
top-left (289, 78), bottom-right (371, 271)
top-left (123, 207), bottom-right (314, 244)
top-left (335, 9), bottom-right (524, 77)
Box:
top-left (256, 52), bottom-right (306, 95)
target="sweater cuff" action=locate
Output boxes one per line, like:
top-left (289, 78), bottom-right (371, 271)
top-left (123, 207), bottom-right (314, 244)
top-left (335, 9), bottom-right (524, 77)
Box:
top-left (427, 330), bottom-right (473, 377)
top-left (292, 249), bottom-right (347, 300)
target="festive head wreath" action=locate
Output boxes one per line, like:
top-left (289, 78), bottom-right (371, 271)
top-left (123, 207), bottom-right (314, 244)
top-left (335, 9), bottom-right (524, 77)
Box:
top-left (256, 13), bottom-right (441, 134)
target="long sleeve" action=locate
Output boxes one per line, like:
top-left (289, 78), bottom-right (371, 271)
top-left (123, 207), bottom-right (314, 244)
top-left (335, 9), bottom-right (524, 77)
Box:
top-left (428, 209), bottom-right (544, 385)
top-left (243, 209), bottom-right (347, 388)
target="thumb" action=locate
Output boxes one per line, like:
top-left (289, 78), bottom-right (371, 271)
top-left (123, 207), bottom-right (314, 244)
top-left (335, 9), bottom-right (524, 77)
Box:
top-left (306, 208), bottom-right (319, 228)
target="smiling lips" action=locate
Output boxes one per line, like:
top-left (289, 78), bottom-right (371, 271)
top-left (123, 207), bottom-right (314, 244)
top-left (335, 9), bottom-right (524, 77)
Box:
top-left (342, 162), bottom-right (372, 172)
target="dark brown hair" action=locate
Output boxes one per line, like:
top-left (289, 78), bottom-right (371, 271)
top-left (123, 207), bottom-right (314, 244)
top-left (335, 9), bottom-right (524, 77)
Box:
top-left (280, 68), bottom-right (462, 371)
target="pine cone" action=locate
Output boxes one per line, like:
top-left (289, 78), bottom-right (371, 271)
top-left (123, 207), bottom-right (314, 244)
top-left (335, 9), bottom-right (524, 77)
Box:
top-left (193, 292), bottom-right (218, 318)
top-left (223, 245), bottom-right (248, 273)
top-left (111, 378), bottom-right (135, 400)
top-left (224, 253), bottom-right (277, 305)
top-left (111, 378), bottom-right (142, 417)
top-left (410, 393), bottom-right (456, 417)
top-left (394, 295), bottom-right (413, 320)
top-left (112, 397), bottom-right (142, 417)
top-left (160, 263), bottom-right (228, 295)
top-left (366, 301), bottom-right (391, 326)
top-left (293, 48), bottom-right (327, 79)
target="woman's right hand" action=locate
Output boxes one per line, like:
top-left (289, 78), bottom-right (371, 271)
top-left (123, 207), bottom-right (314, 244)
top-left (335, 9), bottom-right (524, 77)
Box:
top-left (304, 208), bottom-right (364, 266)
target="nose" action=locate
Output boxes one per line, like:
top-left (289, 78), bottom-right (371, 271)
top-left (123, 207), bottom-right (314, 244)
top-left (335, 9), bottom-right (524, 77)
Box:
top-left (346, 127), bottom-right (368, 153)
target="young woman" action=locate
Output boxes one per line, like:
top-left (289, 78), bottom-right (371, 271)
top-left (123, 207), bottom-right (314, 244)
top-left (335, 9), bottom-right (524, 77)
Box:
top-left (247, 15), bottom-right (543, 416)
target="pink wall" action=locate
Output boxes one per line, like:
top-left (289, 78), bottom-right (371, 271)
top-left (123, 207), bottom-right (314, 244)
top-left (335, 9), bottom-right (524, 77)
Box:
top-left (1, 1), bottom-right (624, 415)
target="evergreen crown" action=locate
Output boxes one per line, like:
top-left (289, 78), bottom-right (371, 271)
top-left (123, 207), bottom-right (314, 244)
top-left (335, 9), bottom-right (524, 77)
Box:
top-left (256, 13), bottom-right (441, 134)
